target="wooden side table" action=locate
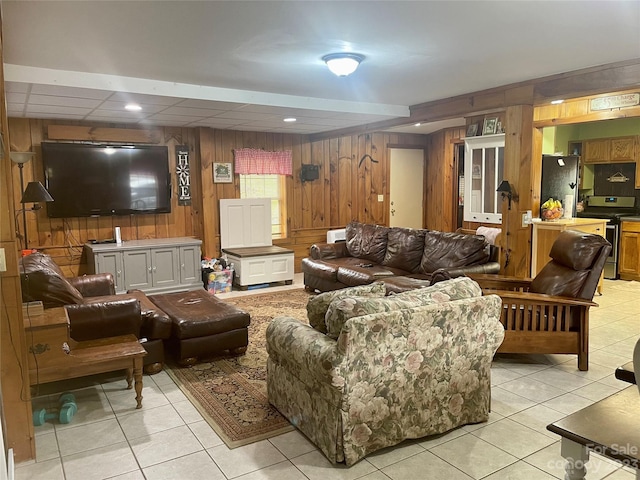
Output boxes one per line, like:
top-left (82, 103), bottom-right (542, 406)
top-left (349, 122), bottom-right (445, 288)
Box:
top-left (547, 387), bottom-right (640, 479)
top-left (24, 307), bottom-right (146, 408)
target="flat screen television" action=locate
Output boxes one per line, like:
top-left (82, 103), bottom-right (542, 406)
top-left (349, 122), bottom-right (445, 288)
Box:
top-left (42, 143), bottom-right (171, 218)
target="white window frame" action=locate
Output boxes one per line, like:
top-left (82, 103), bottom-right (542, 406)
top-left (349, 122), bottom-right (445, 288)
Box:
top-left (463, 134), bottom-right (505, 224)
top-left (239, 174), bottom-right (287, 238)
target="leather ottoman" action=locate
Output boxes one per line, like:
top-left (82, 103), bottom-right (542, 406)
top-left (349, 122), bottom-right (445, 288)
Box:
top-left (150, 289), bottom-right (251, 366)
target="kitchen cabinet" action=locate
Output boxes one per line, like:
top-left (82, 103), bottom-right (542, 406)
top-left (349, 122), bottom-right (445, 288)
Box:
top-left (531, 218), bottom-right (607, 293)
top-left (619, 219), bottom-right (640, 281)
top-left (583, 136), bottom-right (637, 164)
top-left (583, 139), bottom-right (610, 164)
top-left (85, 237), bottom-right (202, 294)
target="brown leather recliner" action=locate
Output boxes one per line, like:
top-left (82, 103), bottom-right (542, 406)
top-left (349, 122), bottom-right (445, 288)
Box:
top-left (470, 229), bottom-right (612, 371)
top-left (19, 252), bottom-right (171, 374)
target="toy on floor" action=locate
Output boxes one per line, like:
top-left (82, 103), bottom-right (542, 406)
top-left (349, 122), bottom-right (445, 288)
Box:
top-left (32, 392), bottom-right (77, 426)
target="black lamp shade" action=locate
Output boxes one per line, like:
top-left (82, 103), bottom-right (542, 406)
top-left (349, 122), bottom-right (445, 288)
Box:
top-left (21, 181), bottom-right (54, 204)
top-left (496, 180), bottom-right (512, 194)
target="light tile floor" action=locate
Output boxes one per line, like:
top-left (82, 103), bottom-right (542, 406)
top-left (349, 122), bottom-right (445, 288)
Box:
top-left (16, 276), bottom-right (640, 480)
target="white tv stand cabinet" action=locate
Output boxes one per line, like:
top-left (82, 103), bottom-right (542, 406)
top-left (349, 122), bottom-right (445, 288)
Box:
top-left (85, 237), bottom-right (202, 294)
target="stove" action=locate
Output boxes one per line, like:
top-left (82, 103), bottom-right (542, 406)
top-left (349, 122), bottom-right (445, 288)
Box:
top-left (577, 196), bottom-right (639, 279)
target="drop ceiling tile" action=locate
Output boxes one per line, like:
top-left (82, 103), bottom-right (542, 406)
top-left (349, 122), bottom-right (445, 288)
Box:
top-left (146, 113), bottom-right (205, 122)
top-left (176, 99), bottom-right (246, 110)
top-left (27, 112), bottom-right (88, 120)
top-left (28, 94), bottom-right (102, 108)
top-left (189, 118), bottom-right (244, 127)
top-left (160, 106), bottom-right (226, 117)
top-left (107, 92), bottom-right (182, 106)
top-left (30, 84), bottom-right (112, 100)
top-left (88, 109), bottom-right (148, 119)
top-left (237, 104), bottom-right (336, 118)
top-left (6, 92), bottom-right (27, 104)
top-left (213, 110), bottom-right (277, 121)
top-left (4, 82), bottom-right (30, 93)
top-left (84, 115), bottom-right (142, 123)
top-left (26, 104), bottom-right (93, 115)
top-left (97, 101), bottom-right (167, 113)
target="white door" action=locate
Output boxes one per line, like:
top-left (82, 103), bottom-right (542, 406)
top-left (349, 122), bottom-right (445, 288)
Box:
top-left (389, 148), bottom-right (424, 228)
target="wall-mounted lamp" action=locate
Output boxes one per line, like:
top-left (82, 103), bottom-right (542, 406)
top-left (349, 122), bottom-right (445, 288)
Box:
top-left (496, 180), bottom-right (513, 210)
top-left (11, 152), bottom-right (54, 248)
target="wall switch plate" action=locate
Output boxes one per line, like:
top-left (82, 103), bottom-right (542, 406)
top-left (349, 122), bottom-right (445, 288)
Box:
top-left (377, 195), bottom-right (384, 202)
top-left (0, 248), bottom-right (6, 272)
top-left (522, 210), bottom-right (533, 227)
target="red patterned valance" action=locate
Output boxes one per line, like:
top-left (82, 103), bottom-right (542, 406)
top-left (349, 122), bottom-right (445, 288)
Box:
top-left (234, 148), bottom-right (292, 175)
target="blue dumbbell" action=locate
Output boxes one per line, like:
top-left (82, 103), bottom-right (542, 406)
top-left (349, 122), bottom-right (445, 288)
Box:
top-left (32, 392), bottom-right (77, 426)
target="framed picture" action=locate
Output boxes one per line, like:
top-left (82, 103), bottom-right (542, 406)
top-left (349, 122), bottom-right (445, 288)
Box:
top-left (482, 117), bottom-right (498, 135)
top-left (466, 123), bottom-right (478, 137)
top-left (496, 121), bottom-right (503, 134)
top-left (213, 162), bottom-right (233, 183)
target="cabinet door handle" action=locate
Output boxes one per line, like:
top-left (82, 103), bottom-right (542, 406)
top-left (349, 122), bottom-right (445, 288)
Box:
top-left (116, 270), bottom-right (121, 277)
top-left (153, 266), bottom-right (157, 272)
top-left (148, 267), bottom-right (152, 272)
top-left (181, 263), bottom-right (185, 269)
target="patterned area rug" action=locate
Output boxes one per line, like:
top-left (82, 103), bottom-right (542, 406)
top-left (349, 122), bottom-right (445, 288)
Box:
top-left (166, 288), bottom-right (311, 448)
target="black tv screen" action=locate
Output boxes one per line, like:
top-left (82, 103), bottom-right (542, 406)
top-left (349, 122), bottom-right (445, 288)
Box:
top-left (43, 143), bottom-right (171, 218)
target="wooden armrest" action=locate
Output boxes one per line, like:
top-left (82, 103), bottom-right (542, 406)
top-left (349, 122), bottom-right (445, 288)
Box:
top-left (467, 273), bottom-right (532, 291)
top-left (495, 290), bottom-right (598, 308)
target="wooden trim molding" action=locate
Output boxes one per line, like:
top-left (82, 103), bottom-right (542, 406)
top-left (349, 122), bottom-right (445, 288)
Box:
top-left (47, 125), bottom-right (162, 143)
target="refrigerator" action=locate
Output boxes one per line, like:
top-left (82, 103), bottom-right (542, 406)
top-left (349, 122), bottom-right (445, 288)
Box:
top-left (540, 155), bottom-right (579, 217)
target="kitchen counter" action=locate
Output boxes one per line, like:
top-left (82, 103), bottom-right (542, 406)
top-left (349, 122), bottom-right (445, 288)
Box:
top-left (533, 217), bottom-right (610, 226)
top-left (621, 216), bottom-right (640, 222)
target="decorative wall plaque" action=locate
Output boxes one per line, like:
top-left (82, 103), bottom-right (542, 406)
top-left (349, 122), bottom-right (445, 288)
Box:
top-left (214, 162), bottom-right (233, 183)
top-left (590, 93), bottom-right (639, 111)
top-left (176, 145), bottom-right (191, 205)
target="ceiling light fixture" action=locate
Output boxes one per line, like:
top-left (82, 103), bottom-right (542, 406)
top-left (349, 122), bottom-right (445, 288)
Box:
top-left (283, 117), bottom-right (297, 122)
top-left (125, 103), bottom-right (142, 111)
top-left (322, 53), bottom-right (365, 77)
top-left (551, 99), bottom-right (564, 105)
top-left (414, 123), bottom-right (421, 127)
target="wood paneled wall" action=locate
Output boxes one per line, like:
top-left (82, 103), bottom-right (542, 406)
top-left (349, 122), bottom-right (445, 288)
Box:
top-left (8, 119), bottom-right (428, 274)
top-left (424, 126), bottom-right (466, 232)
top-left (0, 29), bottom-right (36, 461)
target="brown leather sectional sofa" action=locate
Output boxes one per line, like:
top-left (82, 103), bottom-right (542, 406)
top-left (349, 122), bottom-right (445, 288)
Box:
top-left (302, 221), bottom-right (500, 293)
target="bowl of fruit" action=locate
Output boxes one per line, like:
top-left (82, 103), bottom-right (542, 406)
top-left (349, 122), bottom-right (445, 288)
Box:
top-left (541, 198), bottom-right (563, 221)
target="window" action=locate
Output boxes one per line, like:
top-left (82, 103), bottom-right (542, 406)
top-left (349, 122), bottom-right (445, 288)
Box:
top-left (463, 134), bottom-right (505, 224)
top-left (239, 174), bottom-right (287, 237)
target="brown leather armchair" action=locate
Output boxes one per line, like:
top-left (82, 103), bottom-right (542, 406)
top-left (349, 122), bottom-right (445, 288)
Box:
top-left (20, 253), bottom-right (171, 374)
top-left (470, 229), bottom-right (611, 371)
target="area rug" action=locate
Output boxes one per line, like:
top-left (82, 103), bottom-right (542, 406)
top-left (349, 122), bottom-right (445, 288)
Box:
top-left (166, 288), bottom-right (311, 448)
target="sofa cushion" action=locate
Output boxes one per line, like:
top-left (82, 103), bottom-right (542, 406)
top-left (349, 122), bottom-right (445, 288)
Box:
top-left (419, 231), bottom-right (490, 274)
top-left (19, 252), bottom-right (85, 308)
top-left (306, 282), bottom-right (386, 333)
top-left (325, 277), bottom-right (482, 339)
top-left (382, 227), bottom-right (426, 271)
top-left (345, 221), bottom-right (389, 265)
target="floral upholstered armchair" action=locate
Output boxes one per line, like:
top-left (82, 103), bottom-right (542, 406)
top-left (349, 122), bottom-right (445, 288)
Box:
top-left (266, 278), bottom-right (504, 466)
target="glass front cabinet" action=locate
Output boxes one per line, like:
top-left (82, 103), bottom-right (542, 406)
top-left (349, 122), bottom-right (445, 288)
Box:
top-left (463, 134), bottom-right (505, 224)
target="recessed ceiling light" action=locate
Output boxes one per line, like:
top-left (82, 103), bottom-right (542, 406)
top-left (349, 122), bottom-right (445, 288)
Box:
top-left (551, 99), bottom-right (564, 105)
top-left (414, 123), bottom-right (421, 127)
top-left (125, 103), bottom-right (142, 111)
top-left (322, 53), bottom-right (365, 77)
top-left (283, 117), bottom-right (297, 122)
